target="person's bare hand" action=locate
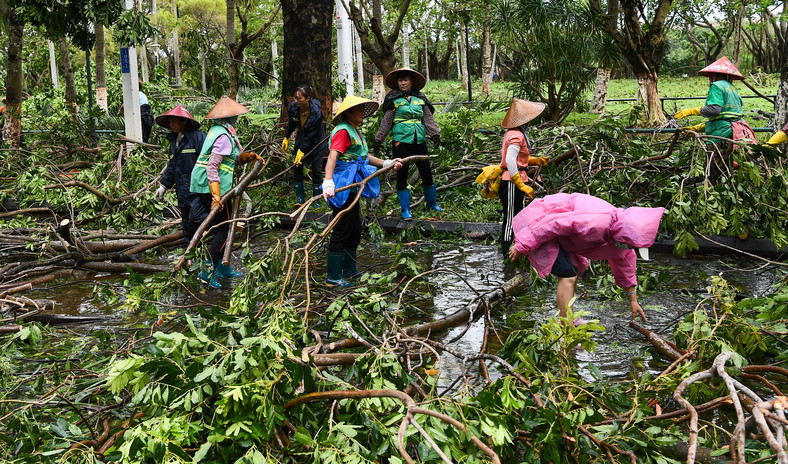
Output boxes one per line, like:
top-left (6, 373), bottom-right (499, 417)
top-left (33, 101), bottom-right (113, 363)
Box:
top-left (630, 300), bottom-right (647, 322)
top-left (508, 247), bottom-right (523, 261)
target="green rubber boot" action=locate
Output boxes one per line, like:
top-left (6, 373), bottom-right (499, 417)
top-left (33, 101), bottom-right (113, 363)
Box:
top-left (198, 263), bottom-right (221, 289)
top-left (343, 248), bottom-right (361, 279)
top-left (294, 181), bottom-right (305, 205)
top-left (326, 251), bottom-right (352, 287)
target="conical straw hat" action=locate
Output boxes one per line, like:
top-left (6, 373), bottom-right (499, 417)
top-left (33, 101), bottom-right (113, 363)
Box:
top-left (501, 99), bottom-right (546, 129)
top-left (385, 68), bottom-right (427, 91)
top-left (205, 95), bottom-right (250, 120)
top-left (332, 95), bottom-right (379, 125)
top-left (156, 104), bottom-right (200, 131)
top-left (698, 56), bottom-right (744, 80)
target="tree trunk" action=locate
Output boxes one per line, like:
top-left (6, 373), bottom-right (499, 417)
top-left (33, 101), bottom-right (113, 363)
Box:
top-left (636, 72), bottom-right (664, 125)
top-left (459, 33), bottom-right (468, 91)
top-left (172, 0), bottom-right (181, 87)
top-left (481, 6), bottom-right (492, 96)
top-left (280, 0), bottom-right (333, 125)
top-left (776, 25), bottom-right (788, 136)
top-left (58, 37), bottom-right (78, 113)
top-left (345, 0), bottom-right (410, 77)
top-left (227, 0), bottom-right (238, 98)
top-left (95, 22), bottom-right (108, 113)
top-left (590, 65), bottom-right (612, 114)
top-left (2, 5), bottom-right (24, 148)
top-left (732, 3), bottom-right (744, 63)
top-left (201, 52), bottom-right (207, 94)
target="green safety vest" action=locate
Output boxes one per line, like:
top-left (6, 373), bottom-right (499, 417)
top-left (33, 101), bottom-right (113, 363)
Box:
top-left (190, 124), bottom-right (239, 195)
top-left (331, 121), bottom-right (368, 162)
top-left (391, 96), bottom-right (427, 144)
top-left (705, 79), bottom-right (743, 139)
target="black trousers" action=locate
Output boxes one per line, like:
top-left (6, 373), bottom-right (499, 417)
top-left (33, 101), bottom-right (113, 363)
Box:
top-left (189, 193), bottom-right (231, 263)
top-left (328, 195), bottom-right (361, 253)
top-left (499, 180), bottom-right (527, 253)
top-left (393, 141), bottom-right (433, 190)
top-left (293, 152), bottom-right (323, 184)
top-left (178, 205), bottom-right (196, 243)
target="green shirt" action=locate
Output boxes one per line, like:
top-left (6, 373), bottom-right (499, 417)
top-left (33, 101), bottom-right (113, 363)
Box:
top-left (190, 124), bottom-right (239, 195)
top-left (391, 96), bottom-right (427, 144)
top-left (331, 121), bottom-right (368, 163)
top-left (704, 79), bottom-right (743, 139)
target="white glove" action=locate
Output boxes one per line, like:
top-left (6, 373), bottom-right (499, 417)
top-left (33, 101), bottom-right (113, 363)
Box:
top-left (154, 185), bottom-right (167, 202)
top-left (382, 159), bottom-right (395, 169)
top-left (322, 179), bottom-right (335, 200)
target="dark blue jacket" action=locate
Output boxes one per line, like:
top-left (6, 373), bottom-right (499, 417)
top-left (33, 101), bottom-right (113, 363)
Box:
top-left (161, 129), bottom-right (206, 207)
top-left (285, 98), bottom-right (328, 164)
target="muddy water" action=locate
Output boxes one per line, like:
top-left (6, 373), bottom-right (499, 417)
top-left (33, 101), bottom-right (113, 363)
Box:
top-left (19, 237), bottom-right (783, 385)
top-left (415, 245), bottom-right (782, 386)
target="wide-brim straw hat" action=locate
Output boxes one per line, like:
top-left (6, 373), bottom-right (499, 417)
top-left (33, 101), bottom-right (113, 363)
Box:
top-left (205, 95), bottom-right (250, 120)
top-left (332, 95), bottom-right (379, 125)
top-left (155, 104), bottom-right (200, 131)
top-left (385, 68), bottom-right (427, 92)
top-left (501, 99), bottom-right (546, 129)
top-left (698, 56), bottom-right (744, 80)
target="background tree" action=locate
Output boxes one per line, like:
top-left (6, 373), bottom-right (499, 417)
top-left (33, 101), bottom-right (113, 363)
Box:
top-left (226, 0), bottom-right (280, 99)
top-left (0, 0), bottom-right (25, 148)
top-left (345, 0), bottom-right (413, 76)
top-left (589, 0), bottom-right (675, 125)
top-left (494, 0), bottom-right (605, 122)
top-left (280, 0), bottom-right (333, 126)
top-left (775, 9), bottom-right (788, 131)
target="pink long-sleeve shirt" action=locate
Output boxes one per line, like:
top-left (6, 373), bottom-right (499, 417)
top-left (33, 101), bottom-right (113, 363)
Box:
top-left (512, 193), bottom-right (664, 288)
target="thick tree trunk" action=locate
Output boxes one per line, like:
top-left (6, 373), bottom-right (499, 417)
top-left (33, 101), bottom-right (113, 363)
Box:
top-left (58, 37), bottom-right (78, 114)
top-left (590, 65), bottom-right (612, 114)
top-left (280, 0), bottom-right (333, 125)
top-left (636, 72), bottom-right (665, 125)
top-left (227, 0), bottom-right (238, 98)
top-left (2, 7), bottom-right (24, 148)
top-left (481, 6), bottom-right (492, 96)
top-left (95, 23), bottom-right (108, 113)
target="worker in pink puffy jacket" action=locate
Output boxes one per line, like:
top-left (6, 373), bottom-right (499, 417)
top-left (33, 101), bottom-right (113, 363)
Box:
top-left (507, 193), bottom-right (664, 323)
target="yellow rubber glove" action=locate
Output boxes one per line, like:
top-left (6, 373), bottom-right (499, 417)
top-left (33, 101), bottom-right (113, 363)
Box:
top-left (674, 107), bottom-right (702, 119)
top-left (509, 175), bottom-right (535, 199)
top-left (528, 156), bottom-right (549, 167)
top-left (281, 138), bottom-right (290, 152)
top-left (209, 181), bottom-right (223, 210)
top-left (294, 150), bottom-right (305, 166)
top-left (766, 131), bottom-right (788, 146)
top-left (683, 123), bottom-right (706, 133)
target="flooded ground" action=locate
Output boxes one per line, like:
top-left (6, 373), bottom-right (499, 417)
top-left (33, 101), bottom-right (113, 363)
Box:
top-left (17, 235), bottom-right (785, 387)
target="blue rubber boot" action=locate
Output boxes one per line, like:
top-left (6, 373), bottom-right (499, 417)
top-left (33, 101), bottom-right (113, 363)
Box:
top-left (198, 264), bottom-right (221, 289)
top-left (424, 185), bottom-right (444, 211)
top-left (294, 181), bottom-right (305, 205)
top-left (215, 262), bottom-right (243, 278)
top-left (343, 248), bottom-right (361, 279)
top-left (326, 252), bottom-right (352, 287)
top-left (397, 190), bottom-right (413, 220)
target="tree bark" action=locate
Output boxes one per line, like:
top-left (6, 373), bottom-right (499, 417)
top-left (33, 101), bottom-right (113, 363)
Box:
top-left (590, 64), bottom-right (612, 114)
top-left (589, 0), bottom-right (671, 125)
top-left (58, 37), bottom-right (78, 113)
top-left (776, 23), bottom-right (788, 139)
top-left (1, 0), bottom-right (24, 148)
top-left (226, 0), bottom-right (238, 98)
top-left (95, 22), bottom-right (108, 113)
top-left (228, 1), bottom-right (280, 99)
top-left (280, 0), bottom-right (333, 125)
top-left (481, 5), bottom-right (492, 96)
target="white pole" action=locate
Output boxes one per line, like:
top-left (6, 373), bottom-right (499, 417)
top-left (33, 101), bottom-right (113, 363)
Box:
top-left (48, 41), bottom-right (59, 87)
top-left (424, 29), bottom-right (429, 82)
top-left (272, 39), bottom-right (279, 90)
top-left (354, 26), bottom-right (364, 93)
top-left (122, 0), bottom-right (143, 145)
top-left (403, 24), bottom-right (410, 68)
top-left (335, 0), bottom-right (354, 97)
top-left (490, 44), bottom-right (497, 82)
